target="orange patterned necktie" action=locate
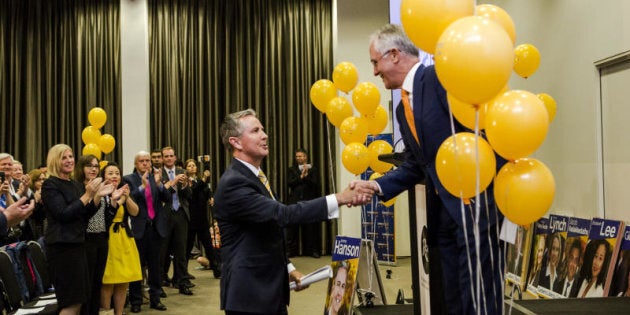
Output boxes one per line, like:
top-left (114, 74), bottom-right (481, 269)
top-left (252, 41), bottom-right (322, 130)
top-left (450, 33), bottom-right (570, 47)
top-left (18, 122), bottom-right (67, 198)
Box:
top-left (401, 89), bottom-right (420, 144)
top-left (258, 170), bottom-right (276, 200)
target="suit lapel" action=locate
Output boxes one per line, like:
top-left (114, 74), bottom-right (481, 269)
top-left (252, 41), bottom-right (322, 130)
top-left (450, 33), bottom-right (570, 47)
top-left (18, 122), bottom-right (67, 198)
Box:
top-left (231, 159), bottom-right (273, 199)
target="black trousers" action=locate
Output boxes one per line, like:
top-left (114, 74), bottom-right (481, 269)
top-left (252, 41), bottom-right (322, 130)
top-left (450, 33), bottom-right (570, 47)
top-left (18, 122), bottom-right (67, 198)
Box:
top-left (130, 223), bottom-right (163, 306)
top-left (161, 210), bottom-right (189, 287)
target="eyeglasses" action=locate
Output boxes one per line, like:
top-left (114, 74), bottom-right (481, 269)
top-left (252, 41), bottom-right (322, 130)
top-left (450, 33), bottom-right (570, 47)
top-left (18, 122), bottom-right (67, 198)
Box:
top-left (86, 164), bottom-right (99, 169)
top-left (371, 49), bottom-right (395, 67)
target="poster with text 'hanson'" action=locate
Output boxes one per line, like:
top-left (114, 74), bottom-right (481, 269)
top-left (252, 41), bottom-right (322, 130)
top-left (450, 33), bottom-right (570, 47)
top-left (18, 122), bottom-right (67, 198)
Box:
top-left (324, 236), bottom-right (361, 315)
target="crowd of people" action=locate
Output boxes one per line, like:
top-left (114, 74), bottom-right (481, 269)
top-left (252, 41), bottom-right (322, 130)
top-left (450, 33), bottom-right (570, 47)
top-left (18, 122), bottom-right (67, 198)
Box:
top-left (0, 146), bottom-right (221, 315)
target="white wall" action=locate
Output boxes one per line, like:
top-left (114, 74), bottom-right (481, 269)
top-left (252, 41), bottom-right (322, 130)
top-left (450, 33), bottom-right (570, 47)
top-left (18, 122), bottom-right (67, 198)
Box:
top-left (487, 0), bottom-right (630, 219)
top-left (120, 0), bottom-right (150, 174)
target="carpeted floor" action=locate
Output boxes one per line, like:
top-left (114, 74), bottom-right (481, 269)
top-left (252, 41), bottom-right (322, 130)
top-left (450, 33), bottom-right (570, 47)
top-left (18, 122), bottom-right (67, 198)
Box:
top-left (132, 255), bottom-right (412, 315)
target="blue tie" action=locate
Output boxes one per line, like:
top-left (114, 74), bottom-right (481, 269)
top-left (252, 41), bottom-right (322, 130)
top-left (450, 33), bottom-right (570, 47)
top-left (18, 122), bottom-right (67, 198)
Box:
top-left (169, 170), bottom-right (179, 211)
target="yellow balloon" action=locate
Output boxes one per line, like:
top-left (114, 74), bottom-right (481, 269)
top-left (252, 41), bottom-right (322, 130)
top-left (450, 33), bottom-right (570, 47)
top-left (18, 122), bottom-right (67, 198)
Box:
top-left (362, 105), bottom-right (388, 136)
top-left (368, 140), bottom-right (394, 174)
top-left (369, 172), bottom-right (396, 207)
top-left (400, 0), bottom-right (474, 55)
top-left (352, 82), bottom-right (380, 115)
top-left (326, 97), bottom-right (353, 128)
top-left (88, 107), bottom-right (107, 128)
top-left (310, 79), bottom-right (337, 113)
top-left (98, 134), bottom-right (116, 154)
top-left (435, 132), bottom-right (497, 199)
top-left (81, 126), bottom-right (102, 145)
top-left (514, 44), bottom-right (541, 79)
top-left (341, 142), bottom-right (369, 175)
top-left (339, 117), bottom-right (369, 145)
top-left (475, 4), bottom-right (516, 45)
top-left (332, 62), bottom-right (358, 93)
top-left (485, 90), bottom-right (549, 160)
top-left (537, 93), bottom-right (557, 122)
top-left (494, 158), bottom-right (555, 226)
top-left (99, 160), bottom-right (108, 170)
top-left (447, 86), bottom-right (506, 130)
top-left (82, 143), bottom-right (101, 158)
top-left (435, 16), bottom-right (514, 105)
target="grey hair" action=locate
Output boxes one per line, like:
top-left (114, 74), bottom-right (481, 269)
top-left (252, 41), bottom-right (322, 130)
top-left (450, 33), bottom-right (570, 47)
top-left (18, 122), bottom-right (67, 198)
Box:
top-left (220, 109), bottom-right (257, 151)
top-left (0, 153), bottom-right (14, 162)
top-left (369, 24), bottom-right (419, 56)
top-left (134, 150), bottom-right (150, 162)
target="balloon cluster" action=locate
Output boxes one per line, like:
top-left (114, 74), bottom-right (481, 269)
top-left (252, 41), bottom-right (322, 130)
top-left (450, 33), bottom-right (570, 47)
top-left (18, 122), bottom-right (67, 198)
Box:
top-left (81, 107), bottom-right (116, 167)
top-left (310, 63), bottom-right (394, 178)
top-left (401, 1), bottom-right (557, 226)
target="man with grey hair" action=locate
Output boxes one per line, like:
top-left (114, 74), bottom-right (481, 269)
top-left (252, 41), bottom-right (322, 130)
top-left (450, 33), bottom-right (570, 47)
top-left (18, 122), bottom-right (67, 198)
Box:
top-left (214, 109), bottom-right (373, 315)
top-left (124, 151), bottom-right (171, 312)
top-left (352, 24), bottom-right (506, 314)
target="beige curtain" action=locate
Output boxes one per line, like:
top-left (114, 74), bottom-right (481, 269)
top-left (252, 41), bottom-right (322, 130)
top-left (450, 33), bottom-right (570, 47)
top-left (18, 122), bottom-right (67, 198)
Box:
top-left (148, 0), bottom-right (336, 252)
top-left (0, 0), bottom-right (121, 169)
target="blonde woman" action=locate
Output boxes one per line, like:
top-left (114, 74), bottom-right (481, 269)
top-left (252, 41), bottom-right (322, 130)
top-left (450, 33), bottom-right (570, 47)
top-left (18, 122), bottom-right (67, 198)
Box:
top-left (42, 144), bottom-right (113, 315)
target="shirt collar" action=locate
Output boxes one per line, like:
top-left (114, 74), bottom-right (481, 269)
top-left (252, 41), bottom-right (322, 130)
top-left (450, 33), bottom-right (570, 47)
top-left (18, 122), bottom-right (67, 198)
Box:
top-left (235, 157), bottom-right (262, 176)
top-left (402, 62), bottom-right (422, 94)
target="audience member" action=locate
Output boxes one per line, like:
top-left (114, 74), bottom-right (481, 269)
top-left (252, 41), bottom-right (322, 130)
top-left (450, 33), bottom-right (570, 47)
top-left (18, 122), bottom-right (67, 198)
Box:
top-left (75, 154), bottom-right (108, 315)
top-left (124, 151), bottom-right (170, 312)
top-left (42, 144), bottom-right (113, 315)
top-left (100, 162), bottom-right (142, 315)
top-left (286, 148), bottom-right (321, 258)
top-left (160, 146), bottom-right (193, 295)
top-left (184, 159), bottom-right (220, 278)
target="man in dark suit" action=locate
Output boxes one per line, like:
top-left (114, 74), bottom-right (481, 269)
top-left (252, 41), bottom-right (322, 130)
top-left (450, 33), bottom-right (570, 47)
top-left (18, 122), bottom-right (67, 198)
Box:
top-left (124, 151), bottom-right (171, 312)
top-left (285, 148), bottom-right (321, 258)
top-left (159, 146), bottom-right (193, 295)
top-left (353, 24), bottom-right (505, 314)
top-left (557, 239), bottom-right (582, 297)
top-left (214, 109), bottom-right (372, 315)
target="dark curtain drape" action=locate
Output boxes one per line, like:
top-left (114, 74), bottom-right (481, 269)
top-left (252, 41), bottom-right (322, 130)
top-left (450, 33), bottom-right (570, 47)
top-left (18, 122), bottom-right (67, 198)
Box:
top-left (0, 0), bottom-right (121, 170)
top-left (147, 1), bottom-right (336, 252)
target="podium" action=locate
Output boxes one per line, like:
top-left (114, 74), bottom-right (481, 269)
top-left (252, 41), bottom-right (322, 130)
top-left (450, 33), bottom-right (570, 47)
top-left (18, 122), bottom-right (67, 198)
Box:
top-left (376, 153), bottom-right (430, 315)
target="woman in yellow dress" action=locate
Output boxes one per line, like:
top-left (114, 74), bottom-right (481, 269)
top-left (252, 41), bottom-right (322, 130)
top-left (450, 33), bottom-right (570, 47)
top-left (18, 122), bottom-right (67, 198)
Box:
top-left (100, 162), bottom-right (142, 315)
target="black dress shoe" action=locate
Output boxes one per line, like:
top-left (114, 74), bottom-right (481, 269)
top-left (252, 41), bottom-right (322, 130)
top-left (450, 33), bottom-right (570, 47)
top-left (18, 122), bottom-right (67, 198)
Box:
top-left (159, 291), bottom-right (167, 298)
top-left (311, 252), bottom-right (321, 258)
top-left (150, 302), bottom-right (167, 311)
top-left (161, 279), bottom-right (171, 287)
top-left (179, 286), bottom-right (193, 295)
top-left (212, 270), bottom-right (222, 279)
top-left (130, 305), bottom-right (141, 313)
top-left (178, 281), bottom-right (196, 288)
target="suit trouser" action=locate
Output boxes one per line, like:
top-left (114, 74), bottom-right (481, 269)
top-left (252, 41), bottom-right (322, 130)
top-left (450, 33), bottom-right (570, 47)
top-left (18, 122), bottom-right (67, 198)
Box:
top-left (130, 223), bottom-right (163, 306)
top-left (436, 203), bottom-right (504, 315)
top-left (161, 209), bottom-right (189, 287)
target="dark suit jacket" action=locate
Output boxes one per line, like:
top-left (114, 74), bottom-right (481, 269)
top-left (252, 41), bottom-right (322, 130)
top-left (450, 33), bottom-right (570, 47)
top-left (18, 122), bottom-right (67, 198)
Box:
top-left (374, 65), bottom-right (504, 243)
top-left (123, 171), bottom-right (170, 239)
top-left (41, 176), bottom-right (99, 245)
top-left (161, 167), bottom-right (192, 220)
top-left (287, 164), bottom-right (319, 204)
top-left (214, 158), bottom-right (329, 313)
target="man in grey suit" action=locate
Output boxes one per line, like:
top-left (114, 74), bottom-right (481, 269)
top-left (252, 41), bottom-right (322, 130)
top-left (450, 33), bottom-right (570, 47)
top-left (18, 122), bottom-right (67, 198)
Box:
top-left (214, 109), bottom-right (373, 315)
top-left (124, 151), bottom-right (171, 312)
top-left (160, 146), bottom-right (193, 295)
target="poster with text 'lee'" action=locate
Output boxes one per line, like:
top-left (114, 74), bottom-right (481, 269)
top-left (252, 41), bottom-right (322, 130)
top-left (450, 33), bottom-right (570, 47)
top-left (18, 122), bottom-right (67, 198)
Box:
top-left (324, 236), bottom-right (361, 315)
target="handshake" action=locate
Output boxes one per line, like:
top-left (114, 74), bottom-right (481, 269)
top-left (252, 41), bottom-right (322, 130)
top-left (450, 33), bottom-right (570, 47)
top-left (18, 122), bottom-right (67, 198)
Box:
top-left (335, 180), bottom-right (380, 207)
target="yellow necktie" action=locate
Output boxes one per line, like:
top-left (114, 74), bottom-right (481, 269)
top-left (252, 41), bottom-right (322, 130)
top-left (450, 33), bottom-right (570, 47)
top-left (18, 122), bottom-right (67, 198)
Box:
top-left (402, 89), bottom-right (420, 144)
top-left (258, 170), bottom-right (275, 200)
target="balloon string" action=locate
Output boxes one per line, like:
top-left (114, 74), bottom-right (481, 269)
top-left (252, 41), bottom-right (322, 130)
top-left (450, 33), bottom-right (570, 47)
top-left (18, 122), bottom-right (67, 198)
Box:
top-left (447, 100), bottom-right (477, 311)
top-left (326, 116), bottom-right (336, 193)
top-left (474, 108), bottom-right (483, 315)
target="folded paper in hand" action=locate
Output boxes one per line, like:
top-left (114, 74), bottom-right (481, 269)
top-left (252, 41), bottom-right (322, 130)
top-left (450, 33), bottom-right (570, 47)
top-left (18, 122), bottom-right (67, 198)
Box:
top-left (289, 265), bottom-right (333, 290)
